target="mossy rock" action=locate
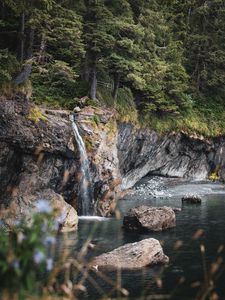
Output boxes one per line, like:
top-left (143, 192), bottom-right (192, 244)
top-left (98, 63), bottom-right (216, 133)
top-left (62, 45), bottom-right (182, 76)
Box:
top-left (28, 107), bottom-right (48, 124)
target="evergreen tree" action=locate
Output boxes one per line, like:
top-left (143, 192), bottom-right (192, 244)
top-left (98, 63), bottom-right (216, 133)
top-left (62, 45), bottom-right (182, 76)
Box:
top-left (81, 0), bottom-right (115, 100)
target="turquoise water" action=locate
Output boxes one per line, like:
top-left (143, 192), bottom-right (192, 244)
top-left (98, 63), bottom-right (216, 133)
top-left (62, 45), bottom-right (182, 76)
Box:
top-left (62, 179), bottom-right (225, 299)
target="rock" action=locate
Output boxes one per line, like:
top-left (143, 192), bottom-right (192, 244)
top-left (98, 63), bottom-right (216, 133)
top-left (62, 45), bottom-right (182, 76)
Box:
top-left (90, 238), bottom-right (169, 270)
top-left (118, 124), bottom-right (215, 190)
top-left (182, 195), bottom-right (202, 204)
top-left (31, 189), bottom-right (78, 232)
top-left (73, 106), bottom-right (81, 113)
top-left (1, 189), bottom-right (78, 232)
top-left (1, 95), bottom-right (225, 218)
top-left (123, 206), bottom-right (176, 232)
top-left (172, 207), bottom-right (182, 212)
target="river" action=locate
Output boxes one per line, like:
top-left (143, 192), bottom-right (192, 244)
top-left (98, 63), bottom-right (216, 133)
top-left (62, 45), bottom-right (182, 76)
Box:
top-left (60, 177), bottom-right (225, 299)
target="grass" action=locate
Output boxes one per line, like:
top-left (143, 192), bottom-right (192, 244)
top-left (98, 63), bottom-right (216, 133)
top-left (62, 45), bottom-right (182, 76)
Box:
top-left (140, 97), bottom-right (225, 137)
top-left (0, 81), bottom-right (33, 99)
top-left (97, 86), bottom-right (225, 138)
top-left (5, 76), bottom-right (224, 138)
top-left (97, 86), bottom-right (139, 125)
top-left (27, 106), bottom-right (48, 124)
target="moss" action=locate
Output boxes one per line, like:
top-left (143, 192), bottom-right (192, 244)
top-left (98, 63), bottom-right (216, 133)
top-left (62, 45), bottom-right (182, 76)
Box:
top-left (28, 106), bottom-right (48, 124)
top-left (106, 120), bottom-right (117, 141)
top-left (84, 136), bottom-right (94, 152)
top-left (92, 115), bottom-right (100, 126)
top-left (209, 166), bottom-right (220, 182)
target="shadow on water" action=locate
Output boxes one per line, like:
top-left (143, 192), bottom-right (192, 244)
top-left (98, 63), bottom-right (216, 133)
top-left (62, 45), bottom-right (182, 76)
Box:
top-left (59, 178), bottom-right (225, 299)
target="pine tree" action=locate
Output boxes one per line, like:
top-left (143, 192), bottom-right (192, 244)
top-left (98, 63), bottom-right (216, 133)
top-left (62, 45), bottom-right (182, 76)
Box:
top-left (81, 0), bottom-right (115, 100)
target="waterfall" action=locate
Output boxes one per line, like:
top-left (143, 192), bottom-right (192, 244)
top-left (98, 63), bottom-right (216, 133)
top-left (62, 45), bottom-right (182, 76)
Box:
top-left (69, 114), bottom-right (93, 215)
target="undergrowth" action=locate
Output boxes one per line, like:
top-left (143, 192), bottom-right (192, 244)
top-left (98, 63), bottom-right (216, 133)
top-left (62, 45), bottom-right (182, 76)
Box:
top-left (141, 96), bottom-right (225, 137)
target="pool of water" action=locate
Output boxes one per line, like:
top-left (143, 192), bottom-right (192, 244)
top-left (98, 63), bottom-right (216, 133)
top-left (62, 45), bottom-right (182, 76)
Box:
top-left (62, 177), bottom-right (225, 299)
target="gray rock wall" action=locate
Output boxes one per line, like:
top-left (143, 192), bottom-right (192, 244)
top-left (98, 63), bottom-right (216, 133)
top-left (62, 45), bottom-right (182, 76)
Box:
top-left (1, 95), bottom-right (225, 217)
top-left (118, 123), bottom-right (225, 189)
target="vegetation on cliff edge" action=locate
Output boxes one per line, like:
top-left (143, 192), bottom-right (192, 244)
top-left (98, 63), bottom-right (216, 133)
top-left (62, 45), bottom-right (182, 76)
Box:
top-left (1, 0), bottom-right (225, 136)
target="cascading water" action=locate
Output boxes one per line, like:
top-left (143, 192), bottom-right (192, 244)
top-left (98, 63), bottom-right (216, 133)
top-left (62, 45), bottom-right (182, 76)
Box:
top-left (69, 114), bottom-right (93, 215)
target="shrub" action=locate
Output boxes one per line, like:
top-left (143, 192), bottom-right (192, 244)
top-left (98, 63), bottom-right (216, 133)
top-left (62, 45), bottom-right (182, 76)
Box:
top-left (0, 200), bottom-right (58, 299)
top-left (0, 49), bottom-right (20, 87)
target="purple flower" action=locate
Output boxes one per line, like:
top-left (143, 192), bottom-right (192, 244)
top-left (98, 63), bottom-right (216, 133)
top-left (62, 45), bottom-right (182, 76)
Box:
top-left (56, 211), bottom-right (67, 224)
top-left (43, 236), bottom-right (56, 246)
top-left (36, 199), bottom-right (52, 214)
top-left (33, 250), bottom-right (45, 264)
top-left (46, 258), bottom-right (53, 271)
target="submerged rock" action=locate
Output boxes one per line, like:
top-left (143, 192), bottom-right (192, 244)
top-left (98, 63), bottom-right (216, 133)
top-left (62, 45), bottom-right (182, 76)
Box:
top-left (182, 195), bottom-right (202, 204)
top-left (123, 206), bottom-right (176, 232)
top-left (172, 207), bottom-right (182, 212)
top-left (90, 238), bottom-right (169, 270)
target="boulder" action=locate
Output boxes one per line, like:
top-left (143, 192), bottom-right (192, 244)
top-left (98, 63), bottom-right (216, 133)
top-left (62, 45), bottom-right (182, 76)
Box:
top-left (1, 189), bottom-right (78, 232)
top-left (123, 206), bottom-right (176, 232)
top-left (182, 195), bottom-right (202, 204)
top-left (31, 189), bottom-right (78, 232)
top-left (90, 238), bottom-right (169, 270)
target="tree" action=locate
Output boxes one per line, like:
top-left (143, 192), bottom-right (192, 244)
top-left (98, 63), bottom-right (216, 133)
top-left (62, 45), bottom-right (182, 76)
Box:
top-left (81, 0), bottom-right (115, 100)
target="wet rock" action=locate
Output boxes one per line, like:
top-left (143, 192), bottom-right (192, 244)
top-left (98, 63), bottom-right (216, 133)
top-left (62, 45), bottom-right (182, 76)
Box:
top-left (90, 238), bottom-right (169, 270)
top-left (172, 207), bottom-right (182, 212)
top-left (123, 206), bottom-right (176, 232)
top-left (182, 195), bottom-right (202, 204)
top-left (0, 189), bottom-right (78, 232)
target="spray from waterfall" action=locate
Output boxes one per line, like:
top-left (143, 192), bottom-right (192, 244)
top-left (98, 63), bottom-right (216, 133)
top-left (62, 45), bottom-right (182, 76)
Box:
top-left (69, 114), bottom-right (93, 215)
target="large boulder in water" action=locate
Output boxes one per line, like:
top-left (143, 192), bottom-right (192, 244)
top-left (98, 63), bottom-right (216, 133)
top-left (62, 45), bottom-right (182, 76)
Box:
top-left (123, 206), bottom-right (176, 232)
top-left (90, 238), bottom-right (169, 270)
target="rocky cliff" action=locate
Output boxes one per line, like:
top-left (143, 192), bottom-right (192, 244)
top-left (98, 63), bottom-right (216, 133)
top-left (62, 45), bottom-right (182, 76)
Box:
top-left (0, 94), bottom-right (225, 220)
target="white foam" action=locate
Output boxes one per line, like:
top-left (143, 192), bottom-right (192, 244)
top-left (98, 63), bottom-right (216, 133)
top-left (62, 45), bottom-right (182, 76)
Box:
top-left (78, 216), bottom-right (110, 221)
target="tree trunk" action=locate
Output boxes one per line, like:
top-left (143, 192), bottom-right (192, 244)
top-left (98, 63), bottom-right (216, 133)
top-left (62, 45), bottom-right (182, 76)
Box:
top-left (27, 28), bottom-right (34, 59)
top-left (20, 11), bottom-right (25, 62)
top-left (112, 73), bottom-right (120, 100)
top-left (90, 62), bottom-right (97, 100)
top-left (82, 53), bottom-right (90, 82)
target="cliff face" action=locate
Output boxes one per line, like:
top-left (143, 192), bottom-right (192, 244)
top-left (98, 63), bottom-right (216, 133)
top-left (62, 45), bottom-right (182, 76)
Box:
top-left (0, 95), bottom-right (225, 218)
top-left (118, 123), bottom-right (225, 189)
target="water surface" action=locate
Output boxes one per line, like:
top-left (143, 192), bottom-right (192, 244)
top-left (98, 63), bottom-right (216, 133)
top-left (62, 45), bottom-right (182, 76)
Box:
top-left (63, 177), bottom-right (225, 299)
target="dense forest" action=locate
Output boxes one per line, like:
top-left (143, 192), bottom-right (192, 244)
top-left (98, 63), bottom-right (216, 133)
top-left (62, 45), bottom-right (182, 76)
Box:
top-left (1, 0), bottom-right (225, 135)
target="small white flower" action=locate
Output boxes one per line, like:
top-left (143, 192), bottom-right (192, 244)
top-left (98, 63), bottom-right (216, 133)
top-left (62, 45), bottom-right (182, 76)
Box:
top-left (46, 258), bottom-right (53, 271)
top-left (33, 250), bottom-right (45, 264)
top-left (36, 199), bottom-right (52, 214)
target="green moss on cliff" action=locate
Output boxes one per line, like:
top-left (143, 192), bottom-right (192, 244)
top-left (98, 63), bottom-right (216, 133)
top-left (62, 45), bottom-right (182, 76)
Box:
top-left (27, 107), bottom-right (47, 124)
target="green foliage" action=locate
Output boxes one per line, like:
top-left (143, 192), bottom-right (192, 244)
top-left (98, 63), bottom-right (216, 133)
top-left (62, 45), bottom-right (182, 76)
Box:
top-left (32, 60), bottom-right (81, 109)
top-left (209, 166), bottom-right (220, 182)
top-left (115, 87), bottom-right (139, 124)
top-left (1, 0), bottom-right (225, 136)
top-left (0, 49), bottom-right (20, 87)
top-left (0, 201), bottom-right (57, 298)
